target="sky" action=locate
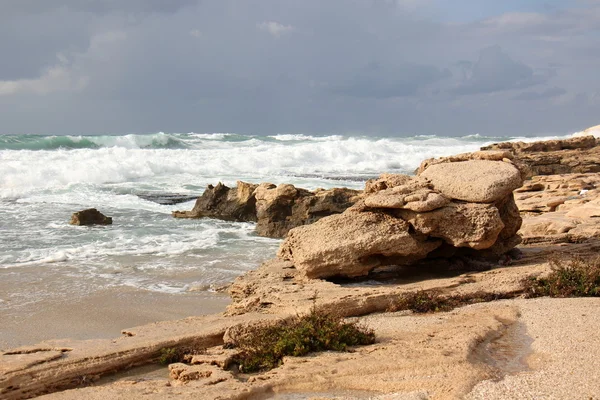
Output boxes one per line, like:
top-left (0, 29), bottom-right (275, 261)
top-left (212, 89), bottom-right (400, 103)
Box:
top-left (0, 0), bottom-right (598, 136)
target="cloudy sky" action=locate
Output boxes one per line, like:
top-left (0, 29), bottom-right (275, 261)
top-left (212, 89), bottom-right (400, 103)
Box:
top-left (0, 0), bottom-right (598, 136)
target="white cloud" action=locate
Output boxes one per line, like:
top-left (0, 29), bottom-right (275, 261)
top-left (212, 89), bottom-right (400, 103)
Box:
top-left (189, 29), bottom-right (202, 38)
top-left (0, 58), bottom-right (88, 96)
top-left (0, 30), bottom-right (127, 97)
top-left (257, 21), bottom-right (294, 38)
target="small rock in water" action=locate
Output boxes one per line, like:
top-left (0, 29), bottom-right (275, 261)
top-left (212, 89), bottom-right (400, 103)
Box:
top-left (70, 208), bottom-right (113, 226)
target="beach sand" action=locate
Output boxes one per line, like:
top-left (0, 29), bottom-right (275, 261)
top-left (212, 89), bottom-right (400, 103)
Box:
top-left (29, 297), bottom-right (600, 400)
top-left (0, 285), bottom-right (229, 350)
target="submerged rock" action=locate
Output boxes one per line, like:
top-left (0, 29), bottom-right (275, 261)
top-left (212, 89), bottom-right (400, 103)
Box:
top-left (70, 208), bottom-right (112, 226)
top-left (136, 192), bottom-right (199, 205)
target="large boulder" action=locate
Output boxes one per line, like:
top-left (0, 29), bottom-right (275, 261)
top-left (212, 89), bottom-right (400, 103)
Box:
top-left (70, 208), bottom-right (112, 226)
top-left (279, 158), bottom-right (524, 279)
top-left (418, 160), bottom-right (523, 203)
top-left (254, 184), bottom-right (360, 238)
top-left (396, 202), bottom-right (504, 250)
top-left (278, 211), bottom-right (441, 279)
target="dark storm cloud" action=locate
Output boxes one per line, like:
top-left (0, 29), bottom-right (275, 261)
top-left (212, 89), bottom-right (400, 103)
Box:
top-left (514, 87), bottom-right (567, 101)
top-left (331, 62), bottom-right (451, 98)
top-left (451, 45), bottom-right (550, 95)
top-left (0, 0), bottom-right (198, 81)
top-left (0, 0), bottom-right (599, 135)
top-left (0, 0), bottom-right (198, 16)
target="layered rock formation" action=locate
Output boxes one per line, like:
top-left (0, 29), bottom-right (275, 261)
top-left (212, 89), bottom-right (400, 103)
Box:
top-left (480, 135), bottom-right (600, 178)
top-left (467, 134), bottom-right (600, 245)
top-left (278, 156), bottom-right (524, 279)
top-left (173, 181), bottom-right (360, 238)
top-left (69, 208), bottom-right (112, 226)
top-left (516, 173), bottom-right (600, 244)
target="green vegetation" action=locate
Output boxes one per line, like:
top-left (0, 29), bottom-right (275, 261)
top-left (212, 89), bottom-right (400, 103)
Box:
top-left (390, 255), bottom-right (600, 315)
top-left (157, 347), bottom-right (182, 365)
top-left (390, 290), bottom-right (516, 314)
top-left (524, 255), bottom-right (600, 298)
top-left (157, 346), bottom-right (204, 365)
top-left (231, 308), bottom-right (375, 372)
top-left (157, 255), bottom-right (600, 373)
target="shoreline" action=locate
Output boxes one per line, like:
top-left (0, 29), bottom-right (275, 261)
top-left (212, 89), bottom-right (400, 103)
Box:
top-left (0, 286), bottom-right (230, 350)
top-left (3, 133), bottom-right (600, 399)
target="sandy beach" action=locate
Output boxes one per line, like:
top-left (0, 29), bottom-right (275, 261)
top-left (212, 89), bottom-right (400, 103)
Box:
top-left (27, 297), bottom-right (600, 400)
top-left (0, 284), bottom-right (229, 350)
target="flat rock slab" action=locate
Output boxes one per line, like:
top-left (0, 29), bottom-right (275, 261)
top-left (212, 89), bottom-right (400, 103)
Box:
top-left (420, 160), bottom-right (522, 203)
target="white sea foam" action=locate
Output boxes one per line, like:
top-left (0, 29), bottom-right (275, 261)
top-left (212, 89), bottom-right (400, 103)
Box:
top-left (1, 135), bottom-right (501, 198)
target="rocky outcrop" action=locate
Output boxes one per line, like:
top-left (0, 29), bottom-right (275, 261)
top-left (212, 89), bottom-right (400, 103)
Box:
top-left (173, 181), bottom-right (360, 238)
top-left (172, 181), bottom-right (258, 222)
top-left (254, 183), bottom-right (361, 238)
top-left (69, 208), bottom-right (112, 226)
top-left (516, 173), bottom-right (600, 244)
top-left (480, 135), bottom-right (600, 178)
top-left (278, 158), bottom-right (523, 279)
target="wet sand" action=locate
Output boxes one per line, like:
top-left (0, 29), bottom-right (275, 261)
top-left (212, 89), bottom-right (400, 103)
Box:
top-left (0, 286), bottom-right (230, 350)
top-left (466, 297), bottom-right (600, 399)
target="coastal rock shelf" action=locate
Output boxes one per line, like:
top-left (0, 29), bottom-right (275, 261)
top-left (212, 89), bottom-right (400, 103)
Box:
top-left (516, 173), bottom-right (600, 244)
top-left (482, 135), bottom-right (600, 178)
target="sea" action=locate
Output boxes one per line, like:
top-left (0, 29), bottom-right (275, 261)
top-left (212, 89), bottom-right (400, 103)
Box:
top-left (0, 131), bottom-right (579, 338)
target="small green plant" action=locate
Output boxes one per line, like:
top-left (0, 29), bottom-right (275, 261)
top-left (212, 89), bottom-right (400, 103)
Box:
top-left (158, 347), bottom-right (182, 365)
top-left (230, 308), bottom-right (375, 373)
top-left (157, 346), bottom-right (205, 365)
top-left (390, 290), bottom-right (516, 314)
top-left (524, 255), bottom-right (600, 298)
top-left (392, 290), bottom-right (454, 313)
